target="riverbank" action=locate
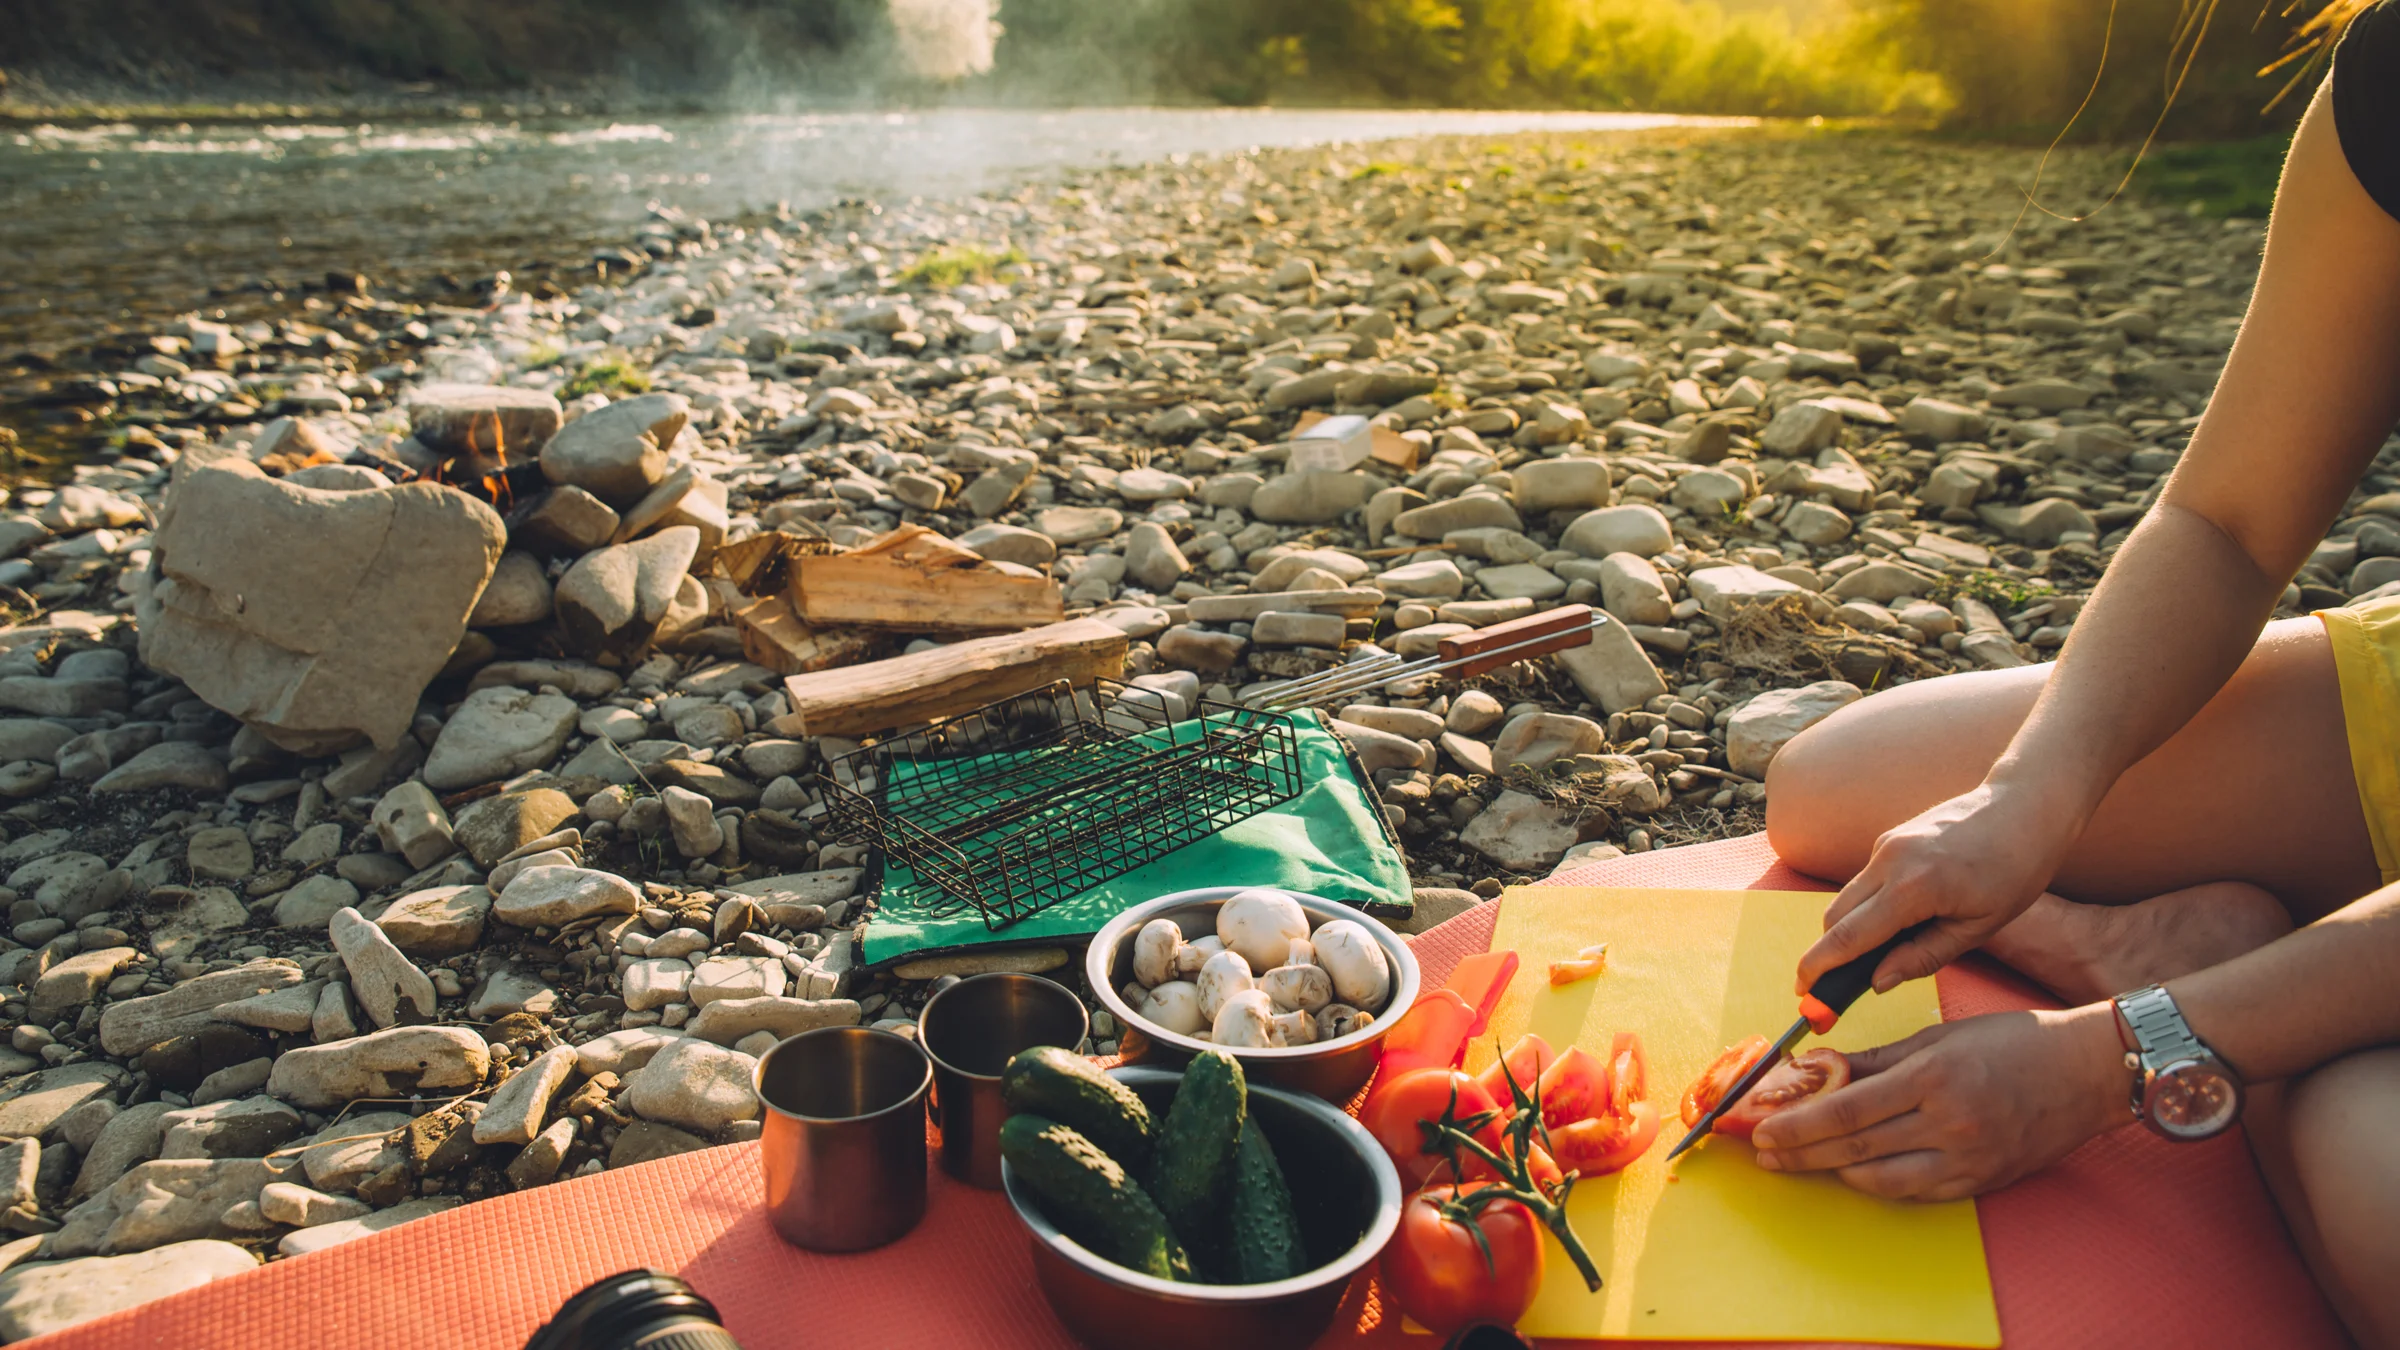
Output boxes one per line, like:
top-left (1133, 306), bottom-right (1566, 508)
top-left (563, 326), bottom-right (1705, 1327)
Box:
top-left (0, 121), bottom-right (2368, 1337)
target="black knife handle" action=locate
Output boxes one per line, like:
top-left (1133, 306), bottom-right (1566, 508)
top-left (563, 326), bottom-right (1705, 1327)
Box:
top-left (1801, 921), bottom-right (1936, 1031)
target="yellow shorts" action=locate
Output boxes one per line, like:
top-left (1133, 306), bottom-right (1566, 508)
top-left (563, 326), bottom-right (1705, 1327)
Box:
top-left (2320, 596), bottom-right (2400, 885)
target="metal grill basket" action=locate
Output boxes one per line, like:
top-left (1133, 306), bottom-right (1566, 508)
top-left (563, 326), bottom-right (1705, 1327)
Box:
top-left (818, 679), bottom-right (1305, 931)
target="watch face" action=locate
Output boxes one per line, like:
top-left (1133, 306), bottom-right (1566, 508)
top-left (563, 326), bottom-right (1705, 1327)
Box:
top-left (2147, 1060), bottom-right (2241, 1139)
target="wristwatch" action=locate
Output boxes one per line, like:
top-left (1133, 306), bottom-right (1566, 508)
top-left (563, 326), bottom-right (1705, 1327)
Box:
top-left (2111, 984), bottom-right (2243, 1141)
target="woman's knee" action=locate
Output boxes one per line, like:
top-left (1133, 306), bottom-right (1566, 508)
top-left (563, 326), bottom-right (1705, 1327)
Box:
top-left (1762, 711), bottom-right (1872, 878)
top-left (2284, 1047), bottom-right (2400, 1344)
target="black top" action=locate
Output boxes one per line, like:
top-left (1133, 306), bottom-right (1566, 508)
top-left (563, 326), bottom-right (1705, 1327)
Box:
top-left (2336, 0), bottom-right (2400, 222)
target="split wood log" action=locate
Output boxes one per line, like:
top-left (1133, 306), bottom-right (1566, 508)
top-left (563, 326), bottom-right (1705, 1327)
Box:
top-left (790, 523), bottom-right (1062, 633)
top-left (773, 616), bottom-right (1127, 738)
top-left (733, 594), bottom-right (886, 675)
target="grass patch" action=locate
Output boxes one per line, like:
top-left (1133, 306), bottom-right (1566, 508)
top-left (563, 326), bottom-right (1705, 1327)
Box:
top-left (562, 355), bottom-right (650, 400)
top-left (898, 245), bottom-right (1028, 289)
top-left (1930, 570), bottom-right (2054, 611)
top-left (1350, 161), bottom-right (1406, 180)
top-left (523, 341), bottom-right (565, 370)
top-left (2130, 134), bottom-right (2292, 219)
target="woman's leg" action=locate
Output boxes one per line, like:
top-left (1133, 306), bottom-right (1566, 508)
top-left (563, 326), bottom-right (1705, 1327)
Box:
top-left (1763, 616), bottom-right (2381, 923)
top-left (2254, 1048), bottom-right (2400, 1347)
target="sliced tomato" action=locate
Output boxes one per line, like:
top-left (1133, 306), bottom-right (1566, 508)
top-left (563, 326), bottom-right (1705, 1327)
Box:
top-left (1362, 1068), bottom-right (1501, 1189)
top-left (1679, 1034), bottom-right (1770, 1129)
top-left (1473, 1033), bottom-right (1556, 1110)
top-left (1551, 1100), bottom-right (1662, 1178)
top-left (1373, 989), bottom-right (1476, 1087)
top-left (1606, 1031), bottom-right (1648, 1113)
top-left (1714, 1048), bottom-right (1851, 1141)
top-left (1533, 1046), bottom-right (1609, 1130)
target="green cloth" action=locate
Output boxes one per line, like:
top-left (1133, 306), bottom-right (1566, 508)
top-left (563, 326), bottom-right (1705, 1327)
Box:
top-left (861, 717), bottom-right (1410, 965)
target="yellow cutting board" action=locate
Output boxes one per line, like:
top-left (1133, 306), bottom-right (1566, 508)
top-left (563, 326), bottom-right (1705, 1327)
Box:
top-left (1457, 887), bottom-right (2000, 1346)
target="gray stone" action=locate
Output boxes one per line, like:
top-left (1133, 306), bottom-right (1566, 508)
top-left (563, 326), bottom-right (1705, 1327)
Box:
top-left (407, 383), bottom-right (562, 460)
top-left (1328, 720), bottom-right (1427, 775)
top-left (1668, 467), bottom-right (1747, 514)
top-left (1156, 626), bottom-right (1246, 673)
top-left (1397, 888), bottom-right (1485, 936)
top-left (376, 885), bottom-right (490, 957)
top-left (258, 1180), bottom-right (369, 1228)
top-left (51, 1158), bottom-right (275, 1256)
top-left (212, 982), bottom-right (326, 1035)
top-left (1492, 713), bottom-right (1608, 774)
top-left (686, 996), bottom-right (860, 1046)
top-left (1563, 504), bottom-right (1674, 559)
top-left (276, 1197), bottom-right (460, 1259)
top-left (1989, 379), bottom-right (2096, 413)
top-left (573, 1027), bottom-right (688, 1076)
top-left (622, 1039), bottom-right (762, 1135)
top-left (1979, 498), bottom-right (2098, 546)
top-left (1512, 459), bottom-right (1612, 512)
top-left (272, 875), bottom-right (359, 930)
top-left (30, 946), bottom-right (137, 1020)
top-left (0, 720), bottom-right (73, 766)
top-left (1727, 681), bottom-right (1864, 779)
top-left (158, 1095), bottom-right (303, 1160)
top-left (100, 961), bottom-right (303, 1058)
top-left (1459, 791), bottom-right (1583, 872)
top-left (422, 686), bottom-right (579, 790)
top-left (1687, 565), bottom-right (1804, 618)
top-left (1249, 471), bottom-right (1372, 524)
top-left (1394, 496), bottom-right (1522, 539)
top-left (0, 678), bottom-right (123, 719)
top-left (135, 460), bottom-right (506, 753)
top-left (330, 907), bottom-right (435, 1029)
top-left (371, 782), bottom-right (455, 869)
top-left (494, 866), bottom-right (639, 927)
top-left (1251, 611), bottom-right (1346, 648)
top-left (1783, 500), bottom-right (1854, 546)
top-left (298, 1112), bottom-right (413, 1193)
top-left (1123, 522), bottom-right (1189, 593)
top-left (474, 1046), bottom-right (577, 1147)
top-left (1379, 559), bottom-right (1465, 600)
top-left (1554, 622), bottom-right (1668, 714)
top-left (450, 788), bottom-right (577, 867)
top-left (1597, 553), bottom-right (1672, 625)
top-left (1759, 401), bottom-right (1844, 455)
top-left (1898, 397), bottom-right (1988, 443)
top-left (0, 1240), bottom-right (256, 1340)
top-left (511, 485), bottom-right (620, 555)
top-left (539, 392), bottom-right (687, 506)
top-left (265, 1027), bottom-right (490, 1109)
top-left (553, 527), bottom-right (700, 654)
top-left (1446, 690), bottom-right (1506, 735)
top-left (72, 1102), bottom-right (172, 1202)
top-left (954, 523), bottom-right (1056, 567)
top-left (468, 551), bottom-right (554, 628)
top-left (93, 742), bottom-right (227, 794)
top-left (1336, 705), bottom-right (1446, 741)
top-left (1474, 564), bottom-right (1566, 601)
top-left (1033, 505), bottom-right (1121, 545)
top-left (1828, 562), bottom-right (1936, 605)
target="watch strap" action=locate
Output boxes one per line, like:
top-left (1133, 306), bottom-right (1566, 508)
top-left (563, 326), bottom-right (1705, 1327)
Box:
top-left (2115, 984), bottom-right (2210, 1071)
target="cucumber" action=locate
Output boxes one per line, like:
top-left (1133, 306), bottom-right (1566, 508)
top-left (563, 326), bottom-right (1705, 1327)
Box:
top-left (1228, 1118), bottom-right (1307, 1284)
top-left (1148, 1049), bottom-right (1246, 1277)
top-left (1001, 1046), bottom-right (1155, 1169)
top-left (1000, 1114), bottom-right (1190, 1281)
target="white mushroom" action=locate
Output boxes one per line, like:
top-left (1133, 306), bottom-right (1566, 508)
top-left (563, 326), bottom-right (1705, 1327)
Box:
top-left (1175, 934), bottom-right (1227, 978)
top-left (1132, 918), bottom-right (1187, 989)
top-left (1312, 920), bottom-right (1393, 1010)
top-left (1270, 1009), bottom-right (1319, 1046)
top-left (1196, 948), bottom-right (1255, 1022)
top-left (1217, 889), bottom-right (1311, 971)
top-left (1316, 1004), bottom-right (1374, 1041)
top-left (1137, 980), bottom-right (1208, 1035)
top-left (1212, 988), bottom-right (1277, 1047)
top-left (1259, 962), bottom-right (1334, 1014)
top-left (1284, 937), bottom-right (1315, 968)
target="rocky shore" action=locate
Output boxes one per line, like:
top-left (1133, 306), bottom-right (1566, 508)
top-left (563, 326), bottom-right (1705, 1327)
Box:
top-left (0, 125), bottom-right (2359, 1337)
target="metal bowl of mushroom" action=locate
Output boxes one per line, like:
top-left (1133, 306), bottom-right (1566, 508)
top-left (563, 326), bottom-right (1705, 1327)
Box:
top-left (1086, 887), bottom-right (1420, 1102)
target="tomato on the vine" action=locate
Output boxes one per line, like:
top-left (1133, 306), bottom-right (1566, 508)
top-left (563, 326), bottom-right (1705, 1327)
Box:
top-left (1714, 1048), bottom-right (1851, 1140)
top-left (1679, 1034), bottom-right (1770, 1128)
top-left (1382, 1184), bottom-right (1545, 1335)
top-left (1363, 1068), bottom-right (1500, 1189)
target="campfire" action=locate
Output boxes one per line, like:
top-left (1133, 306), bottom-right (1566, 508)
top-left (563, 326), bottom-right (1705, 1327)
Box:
top-left (420, 410), bottom-right (545, 511)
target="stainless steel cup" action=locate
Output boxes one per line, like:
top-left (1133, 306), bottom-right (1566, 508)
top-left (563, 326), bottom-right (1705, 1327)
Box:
top-left (918, 973), bottom-right (1090, 1189)
top-left (754, 1025), bottom-right (933, 1252)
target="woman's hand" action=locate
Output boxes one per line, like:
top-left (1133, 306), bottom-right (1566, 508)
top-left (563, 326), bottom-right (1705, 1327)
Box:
top-left (1794, 780), bottom-right (2081, 996)
top-left (1749, 1005), bottom-right (2129, 1201)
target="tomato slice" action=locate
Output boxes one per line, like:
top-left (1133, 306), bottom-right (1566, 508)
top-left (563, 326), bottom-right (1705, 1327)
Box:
top-left (1551, 1100), bottom-right (1662, 1177)
top-left (1606, 1031), bottom-right (1648, 1113)
top-left (1533, 1046), bottom-right (1609, 1130)
top-left (1473, 1033), bottom-right (1556, 1109)
top-left (1714, 1048), bottom-right (1851, 1141)
top-left (1679, 1034), bottom-right (1770, 1129)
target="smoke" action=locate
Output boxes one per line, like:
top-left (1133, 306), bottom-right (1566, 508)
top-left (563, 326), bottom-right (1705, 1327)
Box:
top-left (886, 0), bottom-right (1001, 80)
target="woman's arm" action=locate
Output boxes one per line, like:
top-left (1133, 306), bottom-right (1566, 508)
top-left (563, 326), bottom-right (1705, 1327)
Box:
top-left (1748, 881), bottom-right (2400, 1200)
top-left (1796, 80), bottom-right (2400, 995)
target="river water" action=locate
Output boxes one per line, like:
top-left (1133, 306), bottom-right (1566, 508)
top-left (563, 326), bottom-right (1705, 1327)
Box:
top-left (0, 107), bottom-right (1738, 361)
